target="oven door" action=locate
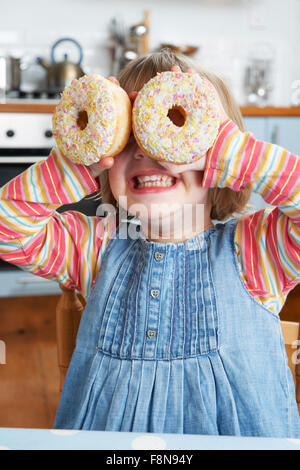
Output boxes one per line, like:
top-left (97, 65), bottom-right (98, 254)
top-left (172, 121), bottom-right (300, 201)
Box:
top-left (0, 112), bottom-right (55, 163)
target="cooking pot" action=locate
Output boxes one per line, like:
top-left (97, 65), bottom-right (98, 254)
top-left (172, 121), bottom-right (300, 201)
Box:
top-left (36, 37), bottom-right (84, 94)
top-left (0, 56), bottom-right (25, 92)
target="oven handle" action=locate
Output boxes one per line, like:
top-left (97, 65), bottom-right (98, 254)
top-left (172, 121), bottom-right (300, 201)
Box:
top-left (16, 276), bottom-right (52, 284)
top-left (0, 156), bottom-right (47, 163)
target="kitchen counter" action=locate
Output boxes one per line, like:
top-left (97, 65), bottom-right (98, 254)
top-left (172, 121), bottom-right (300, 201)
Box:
top-left (0, 101), bottom-right (58, 114)
top-left (1, 102), bottom-right (300, 116)
top-left (241, 106), bottom-right (300, 116)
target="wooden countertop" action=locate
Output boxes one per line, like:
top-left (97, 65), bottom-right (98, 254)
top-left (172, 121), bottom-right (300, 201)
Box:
top-left (0, 102), bottom-right (58, 114)
top-left (1, 102), bottom-right (300, 116)
top-left (240, 106), bottom-right (300, 117)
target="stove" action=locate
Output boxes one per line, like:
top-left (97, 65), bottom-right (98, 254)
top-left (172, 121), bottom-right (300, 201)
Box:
top-left (5, 89), bottom-right (61, 100)
top-left (0, 97), bottom-right (57, 163)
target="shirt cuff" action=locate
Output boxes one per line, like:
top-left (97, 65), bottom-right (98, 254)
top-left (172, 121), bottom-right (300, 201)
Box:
top-left (51, 148), bottom-right (101, 196)
top-left (202, 120), bottom-right (239, 189)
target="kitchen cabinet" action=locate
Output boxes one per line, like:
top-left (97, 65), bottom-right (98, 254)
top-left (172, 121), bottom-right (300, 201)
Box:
top-left (0, 270), bottom-right (61, 298)
top-left (267, 117), bottom-right (300, 155)
top-left (243, 117), bottom-right (268, 142)
top-left (243, 116), bottom-right (300, 154)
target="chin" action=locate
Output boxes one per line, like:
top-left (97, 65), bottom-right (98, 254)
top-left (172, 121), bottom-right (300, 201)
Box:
top-left (129, 201), bottom-right (182, 221)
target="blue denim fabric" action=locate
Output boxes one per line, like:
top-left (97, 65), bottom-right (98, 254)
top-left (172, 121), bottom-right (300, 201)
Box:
top-left (54, 219), bottom-right (300, 437)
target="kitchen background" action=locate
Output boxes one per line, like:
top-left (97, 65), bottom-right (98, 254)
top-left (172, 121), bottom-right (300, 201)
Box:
top-left (0, 0), bottom-right (300, 105)
top-left (0, 0), bottom-right (299, 430)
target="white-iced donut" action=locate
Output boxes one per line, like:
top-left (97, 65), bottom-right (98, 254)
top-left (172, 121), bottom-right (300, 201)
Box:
top-left (52, 74), bottom-right (131, 165)
top-left (132, 71), bottom-right (220, 164)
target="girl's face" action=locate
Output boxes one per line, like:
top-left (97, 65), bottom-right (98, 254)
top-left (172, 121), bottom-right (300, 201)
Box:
top-left (108, 133), bottom-right (212, 242)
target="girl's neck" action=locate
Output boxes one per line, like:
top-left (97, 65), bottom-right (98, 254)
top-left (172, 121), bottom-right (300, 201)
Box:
top-left (141, 204), bottom-right (213, 244)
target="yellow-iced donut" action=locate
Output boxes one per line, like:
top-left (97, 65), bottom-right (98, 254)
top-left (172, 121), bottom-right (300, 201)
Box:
top-left (52, 74), bottom-right (131, 165)
top-left (132, 71), bottom-right (220, 164)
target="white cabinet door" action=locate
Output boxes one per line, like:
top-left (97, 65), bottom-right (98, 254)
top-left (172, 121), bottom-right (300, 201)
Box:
top-left (267, 117), bottom-right (300, 155)
top-left (243, 117), bottom-right (267, 141)
top-left (0, 270), bottom-right (61, 297)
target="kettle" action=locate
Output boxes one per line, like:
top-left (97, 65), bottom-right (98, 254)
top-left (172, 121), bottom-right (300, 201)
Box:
top-left (37, 37), bottom-right (84, 94)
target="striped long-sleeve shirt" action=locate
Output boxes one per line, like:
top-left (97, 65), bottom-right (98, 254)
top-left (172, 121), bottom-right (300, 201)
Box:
top-left (0, 119), bottom-right (299, 313)
top-left (203, 120), bottom-right (300, 313)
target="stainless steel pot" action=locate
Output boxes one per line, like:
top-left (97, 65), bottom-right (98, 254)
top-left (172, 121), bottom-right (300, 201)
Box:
top-left (0, 56), bottom-right (23, 92)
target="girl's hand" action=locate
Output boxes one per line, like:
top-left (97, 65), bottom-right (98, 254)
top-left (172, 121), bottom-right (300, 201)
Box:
top-left (88, 76), bottom-right (121, 178)
top-left (89, 156), bottom-right (115, 179)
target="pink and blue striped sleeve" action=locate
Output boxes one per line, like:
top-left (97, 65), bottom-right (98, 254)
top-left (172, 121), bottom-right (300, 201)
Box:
top-left (203, 120), bottom-right (300, 314)
top-left (0, 148), bottom-right (112, 299)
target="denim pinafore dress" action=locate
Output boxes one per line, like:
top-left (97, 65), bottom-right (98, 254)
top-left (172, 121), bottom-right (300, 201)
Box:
top-left (54, 219), bottom-right (300, 437)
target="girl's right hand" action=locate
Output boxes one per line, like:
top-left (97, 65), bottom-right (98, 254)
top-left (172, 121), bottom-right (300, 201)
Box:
top-left (89, 156), bottom-right (115, 179)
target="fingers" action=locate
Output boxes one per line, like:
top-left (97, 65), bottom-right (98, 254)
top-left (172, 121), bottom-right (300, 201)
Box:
top-left (170, 65), bottom-right (196, 74)
top-left (159, 160), bottom-right (187, 174)
top-left (107, 76), bottom-right (120, 86)
top-left (107, 76), bottom-right (138, 107)
top-left (171, 65), bottom-right (181, 73)
top-left (159, 156), bottom-right (206, 173)
top-left (129, 91), bottom-right (138, 105)
top-left (88, 156), bottom-right (115, 178)
top-left (99, 156), bottom-right (115, 169)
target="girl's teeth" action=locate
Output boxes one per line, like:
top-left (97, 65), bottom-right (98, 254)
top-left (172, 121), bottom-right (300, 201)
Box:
top-left (135, 176), bottom-right (175, 188)
top-left (138, 181), bottom-right (173, 188)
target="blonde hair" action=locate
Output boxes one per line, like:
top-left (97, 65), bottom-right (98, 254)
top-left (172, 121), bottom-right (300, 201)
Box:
top-left (99, 49), bottom-right (251, 221)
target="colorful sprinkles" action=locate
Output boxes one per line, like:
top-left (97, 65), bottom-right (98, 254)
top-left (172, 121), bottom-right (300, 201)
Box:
top-left (52, 75), bottom-right (117, 165)
top-left (133, 71), bottom-right (220, 164)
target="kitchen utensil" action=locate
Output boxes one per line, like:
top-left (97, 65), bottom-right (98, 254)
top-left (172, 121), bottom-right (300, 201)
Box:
top-left (36, 37), bottom-right (84, 94)
top-left (0, 56), bottom-right (27, 94)
top-left (160, 44), bottom-right (198, 56)
top-left (109, 11), bottom-right (150, 76)
top-left (109, 17), bottom-right (127, 76)
top-left (130, 23), bottom-right (148, 56)
top-left (244, 59), bottom-right (273, 105)
top-left (291, 80), bottom-right (300, 106)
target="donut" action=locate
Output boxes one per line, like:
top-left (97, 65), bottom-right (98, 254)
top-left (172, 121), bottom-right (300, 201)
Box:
top-left (52, 74), bottom-right (131, 165)
top-left (132, 71), bottom-right (220, 164)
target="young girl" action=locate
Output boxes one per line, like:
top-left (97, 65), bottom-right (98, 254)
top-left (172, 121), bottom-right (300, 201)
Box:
top-left (0, 50), bottom-right (299, 438)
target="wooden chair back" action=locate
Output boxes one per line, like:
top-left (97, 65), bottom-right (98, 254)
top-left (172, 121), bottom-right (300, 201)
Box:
top-left (56, 286), bottom-right (300, 415)
top-left (280, 320), bottom-right (300, 414)
top-left (56, 284), bottom-right (86, 391)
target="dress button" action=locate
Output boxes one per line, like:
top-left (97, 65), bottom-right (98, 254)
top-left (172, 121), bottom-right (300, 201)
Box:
top-left (147, 330), bottom-right (156, 339)
top-left (150, 289), bottom-right (160, 298)
top-left (154, 252), bottom-right (164, 261)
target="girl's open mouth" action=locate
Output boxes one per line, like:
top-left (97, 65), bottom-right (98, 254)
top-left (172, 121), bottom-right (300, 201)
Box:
top-left (128, 173), bottom-right (180, 194)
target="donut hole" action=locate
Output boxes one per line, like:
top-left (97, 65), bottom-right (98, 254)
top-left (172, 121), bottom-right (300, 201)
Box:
top-left (167, 106), bottom-right (186, 127)
top-left (77, 110), bottom-right (88, 130)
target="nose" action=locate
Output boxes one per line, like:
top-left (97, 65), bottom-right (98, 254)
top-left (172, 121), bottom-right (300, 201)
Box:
top-left (158, 160), bottom-right (183, 174)
top-left (132, 143), bottom-right (183, 174)
top-left (133, 144), bottom-right (147, 160)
